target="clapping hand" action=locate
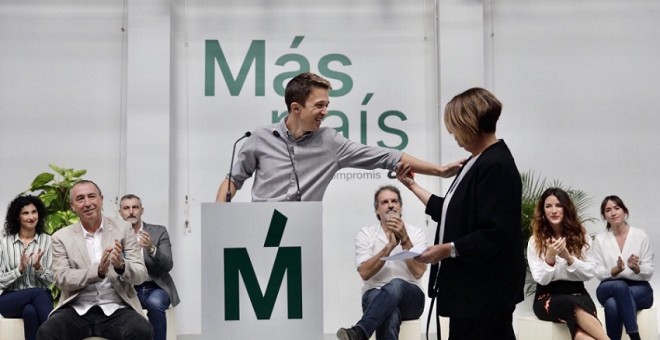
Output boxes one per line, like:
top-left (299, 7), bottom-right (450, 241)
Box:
top-left (98, 247), bottom-right (112, 278)
top-left (138, 230), bottom-right (155, 252)
top-left (555, 239), bottom-right (572, 261)
top-left (19, 247), bottom-right (45, 273)
top-left (109, 239), bottom-right (125, 270)
top-left (19, 247), bottom-right (30, 273)
top-left (385, 214), bottom-right (408, 245)
top-left (98, 240), bottom-right (125, 278)
top-left (545, 237), bottom-right (567, 265)
top-left (612, 256), bottom-right (625, 276)
top-left (545, 237), bottom-right (565, 258)
top-left (627, 254), bottom-right (641, 274)
top-left (385, 230), bottom-right (398, 253)
top-left (31, 248), bottom-right (44, 271)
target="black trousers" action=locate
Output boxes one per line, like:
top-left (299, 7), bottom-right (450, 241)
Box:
top-left (37, 305), bottom-right (153, 340)
top-left (446, 305), bottom-right (516, 340)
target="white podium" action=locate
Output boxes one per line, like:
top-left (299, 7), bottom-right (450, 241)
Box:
top-left (201, 202), bottom-right (323, 339)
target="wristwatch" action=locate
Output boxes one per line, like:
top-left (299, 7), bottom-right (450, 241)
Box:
top-left (450, 242), bottom-right (457, 258)
top-left (116, 260), bottom-right (126, 275)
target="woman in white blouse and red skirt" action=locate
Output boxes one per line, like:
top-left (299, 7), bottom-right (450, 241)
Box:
top-left (527, 188), bottom-right (608, 340)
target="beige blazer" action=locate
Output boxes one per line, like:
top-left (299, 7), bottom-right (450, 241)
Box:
top-left (51, 216), bottom-right (147, 315)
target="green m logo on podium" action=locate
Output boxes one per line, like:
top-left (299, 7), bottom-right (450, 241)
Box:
top-left (223, 209), bottom-right (303, 320)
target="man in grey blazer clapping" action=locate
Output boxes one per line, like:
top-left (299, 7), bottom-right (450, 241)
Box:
top-left (119, 194), bottom-right (180, 340)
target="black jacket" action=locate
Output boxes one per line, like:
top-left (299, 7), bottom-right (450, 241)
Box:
top-left (427, 140), bottom-right (525, 318)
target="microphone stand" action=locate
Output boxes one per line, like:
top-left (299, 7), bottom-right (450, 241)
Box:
top-left (226, 131), bottom-right (251, 202)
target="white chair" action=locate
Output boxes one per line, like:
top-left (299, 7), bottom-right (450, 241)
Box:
top-left (517, 316), bottom-right (571, 340)
top-left (165, 307), bottom-right (177, 340)
top-left (597, 306), bottom-right (657, 340)
top-left (141, 307), bottom-right (178, 340)
top-left (518, 306), bottom-right (658, 340)
top-left (369, 319), bottom-right (421, 340)
top-left (0, 316), bottom-right (26, 340)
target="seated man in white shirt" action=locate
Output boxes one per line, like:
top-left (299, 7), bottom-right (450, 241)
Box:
top-left (337, 185), bottom-right (427, 340)
top-left (37, 180), bottom-right (152, 340)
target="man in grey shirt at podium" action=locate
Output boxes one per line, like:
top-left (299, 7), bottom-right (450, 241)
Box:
top-left (215, 72), bottom-right (463, 202)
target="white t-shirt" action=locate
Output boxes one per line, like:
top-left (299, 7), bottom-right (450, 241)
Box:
top-left (355, 222), bottom-right (428, 293)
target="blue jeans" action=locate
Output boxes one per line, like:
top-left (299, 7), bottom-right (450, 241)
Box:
top-left (596, 279), bottom-right (654, 340)
top-left (135, 282), bottom-right (171, 340)
top-left (357, 278), bottom-right (425, 340)
top-left (0, 288), bottom-right (53, 340)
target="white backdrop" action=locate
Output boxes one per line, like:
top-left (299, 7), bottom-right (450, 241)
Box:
top-left (0, 1), bottom-right (125, 218)
top-left (1, 0), bottom-right (660, 337)
top-left (171, 0), bottom-right (442, 334)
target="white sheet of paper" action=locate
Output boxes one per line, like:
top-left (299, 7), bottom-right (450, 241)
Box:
top-left (380, 244), bottom-right (427, 261)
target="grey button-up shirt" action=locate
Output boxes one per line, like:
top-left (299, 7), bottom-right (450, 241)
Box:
top-left (228, 118), bottom-right (402, 201)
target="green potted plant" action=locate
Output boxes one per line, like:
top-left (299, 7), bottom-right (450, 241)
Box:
top-left (520, 170), bottom-right (597, 295)
top-left (24, 164), bottom-right (85, 235)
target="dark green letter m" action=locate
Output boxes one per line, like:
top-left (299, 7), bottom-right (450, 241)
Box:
top-left (224, 210), bottom-right (302, 320)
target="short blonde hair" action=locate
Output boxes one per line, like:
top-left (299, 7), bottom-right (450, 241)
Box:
top-left (444, 87), bottom-right (501, 146)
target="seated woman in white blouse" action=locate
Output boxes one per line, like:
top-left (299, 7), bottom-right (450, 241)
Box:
top-left (593, 195), bottom-right (654, 340)
top-left (527, 188), bottom-right (608, 340)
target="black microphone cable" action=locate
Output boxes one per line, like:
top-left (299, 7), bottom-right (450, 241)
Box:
top-left (272, 130), bottom-right (301, 201)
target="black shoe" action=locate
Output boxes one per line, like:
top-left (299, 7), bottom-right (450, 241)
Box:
top-left (336, 326), bottom-right (365, 340)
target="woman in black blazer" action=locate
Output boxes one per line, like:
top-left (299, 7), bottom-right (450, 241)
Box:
top-left (397, 88), bottom-right (526, 340)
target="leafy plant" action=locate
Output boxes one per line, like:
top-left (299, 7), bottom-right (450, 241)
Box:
top-left (22, 164), bottom-right (86, 302)
top-left (520, 170), bottom-right (597, 296)
top-left (24, 164), bottom-right (85, 235)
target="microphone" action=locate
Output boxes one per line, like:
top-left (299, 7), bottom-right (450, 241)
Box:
top-left (272, 130), bottom-right (301, 201)
top-left (226, 131), bottom-right (251, 202)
